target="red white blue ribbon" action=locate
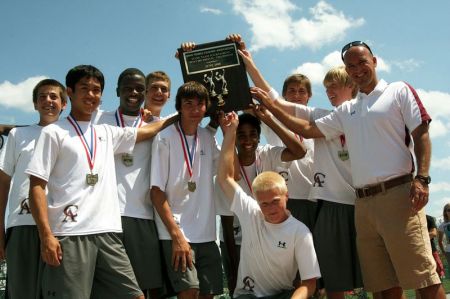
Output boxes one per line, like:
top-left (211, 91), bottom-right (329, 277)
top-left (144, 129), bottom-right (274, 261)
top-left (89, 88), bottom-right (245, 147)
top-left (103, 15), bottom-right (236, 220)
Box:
top-left (115, 108), bottom-right (143, 128)
top-left (175, 122), bottom-right (198, 179)
top-left (67, 114), bottom-right (97, 172)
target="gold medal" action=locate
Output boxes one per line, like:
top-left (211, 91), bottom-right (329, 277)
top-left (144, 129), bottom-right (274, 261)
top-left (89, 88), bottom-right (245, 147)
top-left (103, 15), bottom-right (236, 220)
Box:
top-left (338, 150), bottom-right (349, 161)
top-left (122, 153), bottom-right (134, 166)
top-left (86, 173), bottom-right (98, 186)
top-left (188, 181), bottom-right (196, 192)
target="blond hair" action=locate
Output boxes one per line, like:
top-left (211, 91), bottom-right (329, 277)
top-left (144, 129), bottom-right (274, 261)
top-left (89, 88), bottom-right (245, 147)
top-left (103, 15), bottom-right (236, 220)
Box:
top-left (252, 171), bottom-right (288, 197)
top-left (323, 66), bottom-right (358, 98)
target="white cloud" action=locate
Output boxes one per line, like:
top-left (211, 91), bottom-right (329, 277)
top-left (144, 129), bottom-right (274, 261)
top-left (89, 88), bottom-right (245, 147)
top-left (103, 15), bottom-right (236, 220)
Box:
top-left (392, 58), bottom-right (422, 72)
top-left (432, 156), bottom-right (450, 170)
top-left (0, 76), bottom-right (47, 113)
top-left (291, 50), bottom-right (391, 85)
top-left (416, 89), bottom-right (450, 138)
top-left (231, 0), bottom-right (364, 51)
top-left (200, 7), bottom-right (223, 15)
top-left (431, 182), bottom-right (450, 193)
top-left (428, 119), bottom-right (448, 138)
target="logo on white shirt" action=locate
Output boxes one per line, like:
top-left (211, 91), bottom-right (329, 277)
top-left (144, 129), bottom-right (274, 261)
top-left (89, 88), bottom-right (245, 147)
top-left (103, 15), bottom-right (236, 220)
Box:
top-left (313, 173), bottom-right (325, 187)
top-left (63, 205), bottom-right (79, 222)
top-left (243, 276), bottom-right (255, 292)
top-left (277, 241), bottom-right (287, 249)
top-left (19, 198), bottom-right (31, 215)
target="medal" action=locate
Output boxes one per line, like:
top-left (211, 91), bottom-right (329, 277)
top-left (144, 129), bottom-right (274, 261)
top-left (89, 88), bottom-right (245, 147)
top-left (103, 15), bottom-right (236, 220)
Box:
top-left (338, 135), bottom-right (349, 161)
top-left (176, 122), bottom-right (199, 193)
top-left (86, 173), bottom-right (99, 186)
top-left (188, 181), bottom-right (197, 192)
top-left (67, 115), bottom-right (98, 186)
top-left (121, 153), bottom-right (134, 166)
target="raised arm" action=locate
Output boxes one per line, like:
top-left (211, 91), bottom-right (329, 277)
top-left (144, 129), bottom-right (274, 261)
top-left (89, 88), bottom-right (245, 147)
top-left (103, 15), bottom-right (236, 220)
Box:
top-left (217, 112), bottom-right (240, 201)
top-left (252, 104), bottom-right (306, 161)
top-left (29, 175), bottom-right (62, 267)
top-left (410, 122), bottom-right (432, 213)
top-left (136, 113), bottom-right (179, 143)
top-left (251, 88), bottom-right (324, 139)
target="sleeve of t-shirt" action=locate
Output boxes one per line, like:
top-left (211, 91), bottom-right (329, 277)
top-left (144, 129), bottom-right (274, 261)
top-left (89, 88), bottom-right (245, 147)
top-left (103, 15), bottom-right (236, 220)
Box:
top-left (398, 82), bottom-right (431, 132)
top-left (314, 108), bottom-right (345, 141)
top-left (258, 144), bottom-right (291, 171)
top-left (25, 127), bottom-right (59, 182)
top-left (150, 132), bottom-right (169, 192)
top-left (106, 125), bottom-right (136, 154)
top-left (295, 228), bottom-right (321, 280)
top-left (230, 187), bottom-right (260, 227)
top-left (0, 128), bottom-right (17, 176)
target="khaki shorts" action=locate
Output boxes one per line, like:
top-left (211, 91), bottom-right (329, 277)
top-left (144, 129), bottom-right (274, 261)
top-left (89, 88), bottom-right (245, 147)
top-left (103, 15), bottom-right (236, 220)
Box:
top-left (41, 233), bottom-right (143, 299)
top-left (5, 225), bottom-right (41, 299)
top-left (121, 216), bottom-right (163, 290)
top-left (355, 182), bottom-right (441, 291)
top-left (161, 240), bottom-right (223, 295)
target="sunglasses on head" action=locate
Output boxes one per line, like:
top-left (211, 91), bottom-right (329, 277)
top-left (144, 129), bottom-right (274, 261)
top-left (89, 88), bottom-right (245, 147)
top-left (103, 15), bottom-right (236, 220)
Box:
top-left (341, 41), bottom-right (373, 61)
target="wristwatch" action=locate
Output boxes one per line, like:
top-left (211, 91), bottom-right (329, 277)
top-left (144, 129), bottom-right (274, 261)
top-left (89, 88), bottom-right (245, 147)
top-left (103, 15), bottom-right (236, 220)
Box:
top-left (415, 174), bottom-right (431, 185)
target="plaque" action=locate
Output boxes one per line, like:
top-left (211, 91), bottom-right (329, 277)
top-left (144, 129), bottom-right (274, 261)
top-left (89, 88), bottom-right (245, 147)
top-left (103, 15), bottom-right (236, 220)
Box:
top-left (178, 40), bottom-right (252, 114)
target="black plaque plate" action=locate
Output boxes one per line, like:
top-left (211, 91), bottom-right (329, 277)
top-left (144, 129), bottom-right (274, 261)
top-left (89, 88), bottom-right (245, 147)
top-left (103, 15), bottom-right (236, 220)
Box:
top-left (178, 40), bottom-right (252, 114)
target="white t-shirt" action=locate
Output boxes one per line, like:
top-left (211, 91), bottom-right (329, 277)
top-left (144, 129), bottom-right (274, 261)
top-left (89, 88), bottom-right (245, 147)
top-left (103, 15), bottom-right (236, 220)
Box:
top-left (96, 110), bottom-right (154, 219)
top-left (231, 187), bottom-right (320, 297)
top-left (0, 125), bottom-right (42, 228)
top-left (216, 144), bottom-right (289, 244)
top-left (263, 89), bottom-right (314, 201)
top-left (25, 118), bottom-right (136, 236)
top-left (294, 106), bottom-right (355, 205)
top-left (150, 123), bottom-right (220, 243)
top-left (315, 80), bottom-right (430, 187)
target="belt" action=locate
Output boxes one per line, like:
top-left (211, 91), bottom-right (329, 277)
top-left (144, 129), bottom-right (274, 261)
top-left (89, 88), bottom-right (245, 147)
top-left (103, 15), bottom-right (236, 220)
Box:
top-left (355, 174), bottom-right (413, 199)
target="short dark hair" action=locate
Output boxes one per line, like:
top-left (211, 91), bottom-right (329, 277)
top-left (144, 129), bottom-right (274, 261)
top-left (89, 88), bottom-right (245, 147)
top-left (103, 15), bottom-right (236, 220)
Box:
top-left (145, 71), bottom-right (171, 91)
top-left (238, 113), bottom-right (261, 136)
top-left (117, 68), bottom-right (145, 88)
top-left (66, 65), bottom-right (105, 92)
top-left (32, 79), bottom-right (67, 104)
top-left (282, 74), bottom-right (312, 97)
top-left (175, 81), bottom-right (210, 111)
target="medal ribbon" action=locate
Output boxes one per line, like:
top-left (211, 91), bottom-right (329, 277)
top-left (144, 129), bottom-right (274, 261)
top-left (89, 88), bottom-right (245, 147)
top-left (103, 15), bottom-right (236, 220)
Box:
top-left (115, 108), bottom-right (143, 128)
top-left (176, 122), bottom-right (198, 179)
top-left (67, 115), bottom-right (97, 172)
top-left (239, 164), bottom-right (254, 194)
top-left (339, 135), bottom-right (346, 149)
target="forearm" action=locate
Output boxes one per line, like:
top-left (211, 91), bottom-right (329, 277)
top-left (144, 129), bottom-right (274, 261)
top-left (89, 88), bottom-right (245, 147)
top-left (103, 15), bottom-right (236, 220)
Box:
top-left (29, 176), bottom-right (53, 239)
top-left (136, 114), bottom-right (178, 143)
top-left (150, 187), bottom-right (184, 242)
top-left (412, 123), bottom-right (431, 176)
top-left (217, 127), bottom-right (238, 199)
top-left (291, 278), bottom-right (316, 299)
top-left (263, 117), bottom-right (306, 160)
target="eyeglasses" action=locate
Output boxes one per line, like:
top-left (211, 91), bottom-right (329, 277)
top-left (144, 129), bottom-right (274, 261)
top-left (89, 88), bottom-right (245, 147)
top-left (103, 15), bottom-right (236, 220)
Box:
top-left (341, 41), bottom-right (373, 61)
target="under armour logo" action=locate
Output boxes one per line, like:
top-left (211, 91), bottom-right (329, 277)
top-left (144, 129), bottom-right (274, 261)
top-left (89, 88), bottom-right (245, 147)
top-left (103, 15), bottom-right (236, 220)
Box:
top-left (243, 276), bottom-right (255, 292)
top-left (63, 205), bottom-right (78, 222)
top-left (351, 110), bottom-right (356, 115)
top-left (200, 150), bottom-right (205, 155)
top-left (233, 226), bottom-right (241, 236)
top-left (313, 173), bottom-right (326, 187)
top-left (277, 241), bottom-right (287, 248)
top-left (278, 171), bottom-right (289, 182)
top-left (19, 198), bottom-right (31, 215)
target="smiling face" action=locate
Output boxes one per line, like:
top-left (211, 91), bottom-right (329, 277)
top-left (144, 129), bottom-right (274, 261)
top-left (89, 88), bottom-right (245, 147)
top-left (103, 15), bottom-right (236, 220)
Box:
top-left (179, 97), bottom-right (206, 129)
top-left (284, 82), bottom-right (311, 105)
top-left (236, 123), bottom-right (260, 157)
top-left (344, 46), bottom-right (378, 94)
top-left (117, 74), bottom-right (146, 116)
top-left (145, 80), bottom-right (170, 115)
top-left (324, 81), bottom-right (354, 107)
top-left (67, 76), bottom-right (102, 121)
top-left (34, 85), bottom-right (67, 125)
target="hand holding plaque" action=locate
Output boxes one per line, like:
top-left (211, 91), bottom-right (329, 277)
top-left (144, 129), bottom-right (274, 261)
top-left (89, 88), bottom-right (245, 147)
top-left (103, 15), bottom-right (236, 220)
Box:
top-left (178, 40), bottom-right (252, 114)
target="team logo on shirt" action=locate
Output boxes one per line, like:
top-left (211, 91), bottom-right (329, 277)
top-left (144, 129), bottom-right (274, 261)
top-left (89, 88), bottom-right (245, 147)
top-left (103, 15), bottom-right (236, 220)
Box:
top-left (63, 205), bottom-right (79, 222)
top-left (200, 149), bottom-right (205, 156)
top-left (243, 276), bottom-right (255, 292)
top-left (313, 173), bottom-right (326, 187)
top-left (233, 226), bottom-right (241, 236)
top-left (277, 241), bottom-right (287, 249)
top-left (278, 171), bottom-right (289, 182)
top-left (19, 198), bottom-right (31, 215)
top-left (351, 110), bottom-right (356, 116)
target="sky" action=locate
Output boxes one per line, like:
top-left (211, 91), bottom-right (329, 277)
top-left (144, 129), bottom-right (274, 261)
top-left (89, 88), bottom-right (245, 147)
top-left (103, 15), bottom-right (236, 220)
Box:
top-left (1, 0), bottom-right (449, 218)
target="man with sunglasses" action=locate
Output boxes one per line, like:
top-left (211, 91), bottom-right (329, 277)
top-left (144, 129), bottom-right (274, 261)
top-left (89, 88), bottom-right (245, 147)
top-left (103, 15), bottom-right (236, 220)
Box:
top-left (253, 41), bottom-right (443, 299)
